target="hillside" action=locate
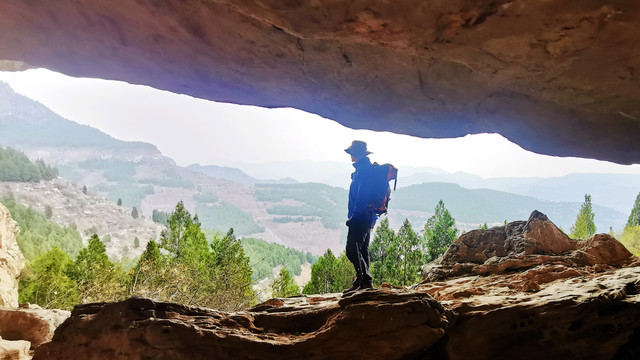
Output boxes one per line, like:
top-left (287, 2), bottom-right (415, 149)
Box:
top-left (0, 178), bottom-right (164, 260)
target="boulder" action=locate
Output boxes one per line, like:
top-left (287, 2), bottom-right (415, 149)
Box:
top-left (0, 202), bottom-right (25, 308)
top-left (33, 290), bottom-right (448, 360)
top-left (424, 210), bottom-right (639, 283)
top-left (0, 304), bottom-right (70, 349)
top-left (417, 210), bottom-right (640, 359)
top-left (433, 267), bottom-right (640, 360)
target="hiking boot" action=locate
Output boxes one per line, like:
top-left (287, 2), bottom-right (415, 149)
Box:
top-left (343, 279), bottom-right (361, 294)
top-left (359, 281), bottom-right (373, 290)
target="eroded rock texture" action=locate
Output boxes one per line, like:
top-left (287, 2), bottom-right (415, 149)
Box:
top-left (419, 210), bottom-right (640, 359)
top-left (0, 1), bottom-right (639, 163)
top-left (0, 304), bottom-right (70, 349)
top-left (33, 211), bottom-right (640, 359)
top-left (33, 291), bottom-right (448, 360)
top-left (0, 202), bottom-right (25, 308)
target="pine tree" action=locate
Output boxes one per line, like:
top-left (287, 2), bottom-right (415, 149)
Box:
top-left (158, 202), bottom-right (209, 264)
top-left (82, 185), bottom-right (87, 195)
top-left (206, 228), bottom-right (256, 310)
top-left (395, 219), bottom-right (423, 286)
top-left (134, 237), bottom-right (140, 248)
top-left (44, 205), bottom-right (53, 219)
top-left (117, 198), bottom-right (122, 206)
top-left (131, 206), bottom-right (139, 219)
top-left (271, 267), bottom-right (299, 298)
top-left (129, 239), bottom-right (167, 298)
top-left (68, 234), bottom-right (127, 303)
top-left (627, 192), bottom-right (640, 229)
top-left (370, 218), bottom-right (398, 286)
top-left (570, 194), bottom-right (597, 239)
top-left (424, 200), bottom-right (458, 262)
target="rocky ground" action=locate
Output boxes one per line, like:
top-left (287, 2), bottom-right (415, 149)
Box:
top-left (28, 210), bottom-right (640, 360)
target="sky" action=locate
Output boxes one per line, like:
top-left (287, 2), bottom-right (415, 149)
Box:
top-left (1, 68), bottom-right (640, 179)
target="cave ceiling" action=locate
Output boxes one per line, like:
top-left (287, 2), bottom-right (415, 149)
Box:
top-left (0, 0), bottom-right (639, 164)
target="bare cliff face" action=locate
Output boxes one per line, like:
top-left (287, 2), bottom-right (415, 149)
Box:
top-left (0, 202), bottom-right (25, 308)
top-left (33, 212), bottom-right (640, 359)
top-left (0, 0), bottom-right (639, 164)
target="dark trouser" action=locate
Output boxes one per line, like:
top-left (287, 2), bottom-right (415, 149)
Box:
top-left (346, 220), bottom-right (373, 286)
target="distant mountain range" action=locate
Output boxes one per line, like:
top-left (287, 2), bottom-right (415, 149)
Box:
top-left (389, 182), bottom-right (626, 232)
top-left (219, 154), bottom-right (639, 216)
top-left (0, 81), bottom-right (637, 254)
top-left (187, 164), bottom-right (297, 185)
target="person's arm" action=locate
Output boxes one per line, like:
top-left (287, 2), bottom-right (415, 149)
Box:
top-left (350, 171), bottom-right (373, 221)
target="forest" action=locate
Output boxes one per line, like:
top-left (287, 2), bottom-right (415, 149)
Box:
top-left (0, 146), bottom-right (58, 182)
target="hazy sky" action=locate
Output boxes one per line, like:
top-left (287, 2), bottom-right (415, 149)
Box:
top-left (1, 68), bottom-right (640, 179)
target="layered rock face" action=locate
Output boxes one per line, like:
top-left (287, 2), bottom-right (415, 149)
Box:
top-left (0, 305), bottom-right (70, 350)
top-left (0, 1), bottom-right (639, 164)
top-left (33, 211), bottom-right (640, 359)
top-left (419, 210), bottom-right (640, 359)
top-left (0, 202), bottom-right (25, 308)
top-left (34, 291), bottom-right (448, 360)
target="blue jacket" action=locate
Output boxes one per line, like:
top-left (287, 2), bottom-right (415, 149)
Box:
top-left (347, 157), bottom-right (377, 226)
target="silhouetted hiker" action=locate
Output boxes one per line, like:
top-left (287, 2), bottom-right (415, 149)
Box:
top-left (343, 140), bottom-right (377, 293)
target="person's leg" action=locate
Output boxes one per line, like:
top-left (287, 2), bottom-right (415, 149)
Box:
top-left (359, 229), bottom-right (373, 288)
top-left (362, 229), bottom-right (371, 269)
top-left (344, 224), bottom-right (362, 292)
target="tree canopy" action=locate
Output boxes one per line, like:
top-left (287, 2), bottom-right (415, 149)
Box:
top-left (271, 267), bottom-right (300, 298)
top-left (570, 194), bottom-right (597, 239)
top-left (423, 200), bottom-right (458, 262)
top-left (627, 192), bottom-right (640, 229)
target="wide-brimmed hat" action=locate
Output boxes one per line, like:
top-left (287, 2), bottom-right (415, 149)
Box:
top-left (345, 140), bottom-right (372, 157)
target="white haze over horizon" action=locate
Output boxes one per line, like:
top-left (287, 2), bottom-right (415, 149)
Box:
top-left (1, 68), bottom-right (640, 180)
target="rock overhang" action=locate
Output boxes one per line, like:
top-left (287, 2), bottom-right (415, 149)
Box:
top-left (0, 0), bottom-right (639, 164)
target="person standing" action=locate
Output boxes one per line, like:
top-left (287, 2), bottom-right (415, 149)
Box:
top-left (343, 140), bottom-right (378, 293)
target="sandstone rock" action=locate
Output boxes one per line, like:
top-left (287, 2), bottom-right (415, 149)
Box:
top-left (0, 202), bottom-right (25, 308)
top-left (424, 210), bottom-right (638, 283)
top-left (416, 210), bottom-right (640, 359)
top-left (0, 1), bottom-right (639, 163)
top-left (418, 266), bottom-right (640, 360)
top-left (0, 304), bottom-right (70, 349)
top-left (0, 336), bottom-right (30, 360)
top-left (33, 291), bottom-right (448, 360)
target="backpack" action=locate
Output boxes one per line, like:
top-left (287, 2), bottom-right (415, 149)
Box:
top-left (370, 163), bottom-right (398, 216)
